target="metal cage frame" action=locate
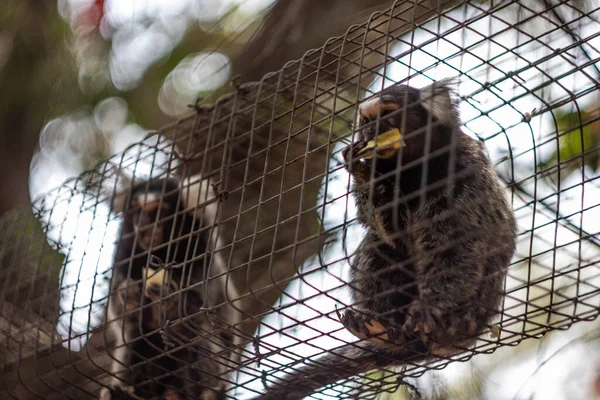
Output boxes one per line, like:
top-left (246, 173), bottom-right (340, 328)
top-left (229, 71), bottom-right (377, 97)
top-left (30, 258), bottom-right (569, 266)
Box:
top-left (1, 0), bottom-right (600, 399)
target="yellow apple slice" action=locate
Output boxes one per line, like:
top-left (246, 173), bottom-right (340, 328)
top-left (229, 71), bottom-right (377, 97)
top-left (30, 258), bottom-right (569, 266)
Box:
top-left (143, 267), bottom-right (168, 297)
top-left (355, 128), bottom-right (405, 160)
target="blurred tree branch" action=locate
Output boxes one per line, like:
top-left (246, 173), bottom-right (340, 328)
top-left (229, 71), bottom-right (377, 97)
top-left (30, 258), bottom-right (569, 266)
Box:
top-left (231, 0), bottom-right (396, 82)
top-left (0, 1), bottom-right (83, 215)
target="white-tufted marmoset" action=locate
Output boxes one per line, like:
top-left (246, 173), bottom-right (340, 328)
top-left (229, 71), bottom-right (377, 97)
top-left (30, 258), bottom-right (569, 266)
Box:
top-left (255, 80), bottom-right (517, 400)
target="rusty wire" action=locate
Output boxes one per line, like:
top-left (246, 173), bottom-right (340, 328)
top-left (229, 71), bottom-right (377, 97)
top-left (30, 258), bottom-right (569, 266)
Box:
top-left (1, 0), bottom-right (600, 399)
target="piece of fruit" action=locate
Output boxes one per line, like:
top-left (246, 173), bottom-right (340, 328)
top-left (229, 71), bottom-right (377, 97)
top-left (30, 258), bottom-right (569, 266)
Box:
top-left (144, 267), bottom-right (168, 297)
top-left (355, 128), bottom-right (405, 159)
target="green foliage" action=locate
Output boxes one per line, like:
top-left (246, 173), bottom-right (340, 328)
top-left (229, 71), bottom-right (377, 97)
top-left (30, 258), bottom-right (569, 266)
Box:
top-left (539, 107), bottom-right (600, 178)
top-left (362, 368), bottom-right (425, 400)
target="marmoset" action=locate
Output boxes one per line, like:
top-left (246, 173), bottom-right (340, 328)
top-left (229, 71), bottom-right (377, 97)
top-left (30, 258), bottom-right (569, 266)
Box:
top-left (100, 176), bottom-right (240, 400)
top-left (255, 80), bottom-right (517, 399)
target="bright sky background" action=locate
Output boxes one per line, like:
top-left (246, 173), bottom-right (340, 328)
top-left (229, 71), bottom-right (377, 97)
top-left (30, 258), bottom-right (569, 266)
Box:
top-left (29, 1), bottom-right (600, 399)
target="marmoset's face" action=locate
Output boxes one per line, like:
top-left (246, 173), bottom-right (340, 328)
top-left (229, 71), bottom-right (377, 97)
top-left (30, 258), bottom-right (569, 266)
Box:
top-left (356, 85), bottom-right (431, 144)
top-left (131, 193), bottom-right (171, 251)
top-left (128, 179), bottom-right (181, 252)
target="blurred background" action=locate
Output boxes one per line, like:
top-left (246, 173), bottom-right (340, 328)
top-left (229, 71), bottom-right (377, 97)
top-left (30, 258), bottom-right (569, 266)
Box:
top-left (1, 1), bottom-right (599, 399)
top-left (1, 0), bottom-right (395, 215)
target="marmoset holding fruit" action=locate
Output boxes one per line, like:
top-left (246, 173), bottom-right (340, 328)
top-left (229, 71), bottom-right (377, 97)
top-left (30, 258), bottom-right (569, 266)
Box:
top-left (255, 80), bottom-right (517, 400)
top-left (101, 176), bottom-right (240, 400)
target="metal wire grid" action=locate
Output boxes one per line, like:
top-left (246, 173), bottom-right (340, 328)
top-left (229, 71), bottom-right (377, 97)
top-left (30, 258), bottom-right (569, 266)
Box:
top-left (0, 0), bottom-right (599, 398)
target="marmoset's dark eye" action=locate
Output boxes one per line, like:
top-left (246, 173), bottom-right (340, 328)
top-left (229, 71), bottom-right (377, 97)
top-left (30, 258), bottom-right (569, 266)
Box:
top-left (362, 117), bottom-right (369, 125)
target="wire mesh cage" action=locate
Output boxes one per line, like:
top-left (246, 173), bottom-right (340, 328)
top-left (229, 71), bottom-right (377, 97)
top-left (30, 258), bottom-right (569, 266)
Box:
top-left (1, 0), bottom-right (600, 399)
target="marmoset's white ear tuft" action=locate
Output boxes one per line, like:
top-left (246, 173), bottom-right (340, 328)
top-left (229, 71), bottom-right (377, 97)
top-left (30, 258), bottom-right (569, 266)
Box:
top-left (180, 173), bottom-right (218, 223)
top-left (110, 170), bottom-right (133, 214)
top-left (419, 78), bottom-right (460, 126)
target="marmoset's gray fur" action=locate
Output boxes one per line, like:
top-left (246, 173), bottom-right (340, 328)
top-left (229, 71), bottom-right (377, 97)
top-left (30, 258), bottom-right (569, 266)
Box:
top-left (255, 80), bottom-right (517, 399)
top-left (100, 176), bottom-right (240, 400)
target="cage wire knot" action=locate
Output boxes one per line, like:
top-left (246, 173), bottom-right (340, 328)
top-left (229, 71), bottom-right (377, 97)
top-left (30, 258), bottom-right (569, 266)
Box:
top-left (211, 182), bottom-right (228, 202)
top-left (253, 336), bottom-right (264, 367)
top-left (230, 74), bottom-right (252, 96)
top-left (159, 319), bottom-right (176, 350)
top-left (188, 96), bottom-right (215, 114)
top-left (149, 255), bottom-right (181, 271)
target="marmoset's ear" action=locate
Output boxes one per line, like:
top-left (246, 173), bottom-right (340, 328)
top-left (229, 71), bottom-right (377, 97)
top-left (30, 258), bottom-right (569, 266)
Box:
top-left (419, 78), bottom-right (460, 126)
top-left (110, 172), bottom-right (133, 215)
top-left (180, 173), bottom-right (218, 223)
